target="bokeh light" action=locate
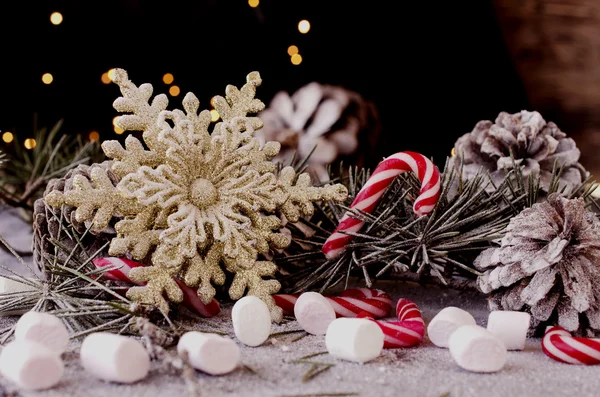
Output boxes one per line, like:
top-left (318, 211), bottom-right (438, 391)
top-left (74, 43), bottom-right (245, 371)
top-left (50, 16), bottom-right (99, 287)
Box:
top-left (210, 109), bottom-right (220, 122)
top-left (50, 12), bottom-right (63, 25)
top-left (298, 20), bottom-right (310, 34)
top-left (89, 131), bottom-right (100, 142)
top-left (291, 54), bottom-right (303, 65)
top-left (2, 132), bottom-right (13, 143)
top-left (24, 138), bottom-right (37, 150)
top-left (248, 0), bottom-right (259, 8)
top-left (451, 147), bottom-right (456, 156)
top-left (169, 85), bottom-right (180, 96)
top-left (101, 72), bottom-right (111, 84)
top-left (287, 45), bottom-right (299, 56)
top-left (163, 73), bottom-right (174, 84)
top-left (114, 125), bottom-right (124, 135)
top-left (107, 69), bottom-right (116, 81)
top-left (42, 73), bottom-right (54, 84)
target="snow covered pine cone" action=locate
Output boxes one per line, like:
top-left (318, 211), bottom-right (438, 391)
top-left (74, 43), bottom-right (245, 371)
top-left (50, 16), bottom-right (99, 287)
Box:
top-left (257, 82), bottom-right (380, 181)
top-left (475, 194), bottom-right (600, 336)
top-left (33, 162), bottom-right (118, 272)
top-left (451, 110), bottom-right (588, 193)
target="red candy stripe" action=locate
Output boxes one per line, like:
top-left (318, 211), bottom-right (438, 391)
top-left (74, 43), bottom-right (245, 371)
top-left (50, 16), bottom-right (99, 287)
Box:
top-left (542, 326), bottom-right (600, 365)
top-left (322, 151), bottom-right (441, 259)
top-left (357, 298), bottom-right (424, 348)
top-left (92, 257), bottom-right (221, 317)
top-left (272, 288), bottom-right (392, 319)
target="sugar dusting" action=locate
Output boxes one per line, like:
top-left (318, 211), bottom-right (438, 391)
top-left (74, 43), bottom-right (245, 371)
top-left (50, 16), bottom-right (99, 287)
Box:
top-left (0, 281), bottom-right (599, 396)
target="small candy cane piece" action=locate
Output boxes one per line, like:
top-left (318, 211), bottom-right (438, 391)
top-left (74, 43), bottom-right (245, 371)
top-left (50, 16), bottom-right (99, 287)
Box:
top-left (93, 257), bottom-right (220, 317)
top-left (357, 298), bottom-right (425, 348)
top-left (322, 151), bottom-right (441, 259)
top-left (542, 326), bottom-right (600, 365)
top-left (272, 288), bottom-right (392, 319)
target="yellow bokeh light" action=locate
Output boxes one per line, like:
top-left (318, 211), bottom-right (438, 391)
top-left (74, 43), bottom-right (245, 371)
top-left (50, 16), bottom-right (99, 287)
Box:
top-left (210, 109), bottom-right (220, 122)
top-left (451, 147), bottom-right (456, 156)
top-left (112, 116), bottom-right (120, 126)
top-left (24, 139), bottom-right (36, 150)
top-left (287, 45), bottom-right (299, 56)
top-left (114, 125), bottom-right (124, 135)
top-left (101, 72), bottom-right (111, 84)
top-left (42, 73), bottom-right (53, 84)
top-left (298, 20), bottom-right (310, 34)
top-left (291, 54), bottom-right (303, 65)
top-left (163, 73), bottom-right (174, 84)
top-left (248, 0), bottom-right (259, 7)
top-left (169, 85), bottom-right (180, 96)
top-left (89, 131), bottom-right (100, 142)
top-left (210, 96), bottom-right (216, 108)
top-left (107, 69), bottom-right (116, 81)
top-left (2, 132), bottom-right (13, 143)
top-left (50, 12), bottom-right (63, 25)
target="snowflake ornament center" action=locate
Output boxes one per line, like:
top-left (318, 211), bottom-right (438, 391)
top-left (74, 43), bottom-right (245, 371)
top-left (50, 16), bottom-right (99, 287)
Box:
top-left (43, 68), bottom-right (348, 322)
top-left (190, 178), bottom-right (218, 209)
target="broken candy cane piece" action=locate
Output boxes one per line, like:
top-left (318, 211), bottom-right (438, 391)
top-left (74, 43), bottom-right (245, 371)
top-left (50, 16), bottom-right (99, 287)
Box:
top-left (0, 340), bottom-right (64, 390)
top-left (326, 318), bottom-right (384, 363)
top-left (80, 333), bottom-right (150, 383)
top-left (542, 326), bottom-right (600, 365)
top-left (486, 311), bottom-right (530, 350)
top-left (15, 311), bottom-right (69, 354)
top-left (232, 296), bottom-right (272, 347)
top-left (177, 332), bottom-right (240, 375)
top-left (449, 325), bottom-right (507, 373)
top-left (294, 292), bottom-right (337, 335)
top-left (427, 306), bottom-right (476, 348)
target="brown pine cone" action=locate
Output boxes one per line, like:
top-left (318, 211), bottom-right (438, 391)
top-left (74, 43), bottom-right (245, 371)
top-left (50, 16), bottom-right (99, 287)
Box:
top-left (33, 161), bottom-right (120, 273)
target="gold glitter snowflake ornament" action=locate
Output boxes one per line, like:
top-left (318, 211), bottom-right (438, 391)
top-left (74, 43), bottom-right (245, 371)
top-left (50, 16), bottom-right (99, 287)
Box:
top-left (45, 69), bottom-right (348, 321)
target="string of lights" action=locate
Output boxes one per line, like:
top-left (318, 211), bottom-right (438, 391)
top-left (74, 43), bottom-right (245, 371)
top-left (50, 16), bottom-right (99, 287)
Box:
top-left (1, 4), bottom-right (313, 150)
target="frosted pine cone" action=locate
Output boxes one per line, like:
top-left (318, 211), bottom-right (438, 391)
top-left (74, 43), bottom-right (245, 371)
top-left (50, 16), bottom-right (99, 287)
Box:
top-left (452, 110), bottom-right (587, 193)
top-left (474, 193), bottom-right (600, 336)
top-left (33, 162), bottom-right (118, 272)
top-left (257, 82), bottom-right (379, 180)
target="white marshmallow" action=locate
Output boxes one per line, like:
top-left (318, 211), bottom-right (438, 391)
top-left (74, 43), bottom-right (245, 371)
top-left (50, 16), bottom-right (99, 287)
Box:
top-left (427, 306), bottom-right (476, 348)
top-left (231, 296), bottom-right (271, 347)
top-left (325, 318), bottom-right (384, 363)
top-left (15, 311), bottom-right (69, 354)
top-left (177, 332), bottom-right (240, 375)
top-left (0, 340), bottom-right (64, 390)
top-left (80, 333), bottom-right (150, 383)
top-left (294, 292), bottom-right (336, 335)
top-left (449, 324), bottom-right (507, 373)
top-left (486, 310), bottom-right (531, 350)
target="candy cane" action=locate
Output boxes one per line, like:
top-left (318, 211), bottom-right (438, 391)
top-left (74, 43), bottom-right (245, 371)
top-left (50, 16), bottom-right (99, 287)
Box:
top-left (322, 151), bottom-right (441, 259)
top-left (357, 298), bottom-right (424, 348)
top-left (273, 288), bottom-right (392, 319)
top-left (92, 257), bottom-right (221, 317)
top-left (542, 326), bottom-right (600, 365)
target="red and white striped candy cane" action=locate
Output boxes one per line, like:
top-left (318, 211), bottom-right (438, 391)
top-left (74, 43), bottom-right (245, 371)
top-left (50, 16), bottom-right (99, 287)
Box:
top-left (92, 257), bottom-right (221, 317)
top-left (322, 151), bottom-right (441, 259)
top-left (357, 298), bottom-right (424, 348)
top-left (272, 288), bottom-right (392, 319)
top-left (542, 326), bottom-right (600, 365)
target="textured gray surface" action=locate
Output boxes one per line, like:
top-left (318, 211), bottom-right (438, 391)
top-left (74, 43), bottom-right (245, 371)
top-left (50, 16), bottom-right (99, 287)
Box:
top-left (1, 208), bottom-right (599, 397)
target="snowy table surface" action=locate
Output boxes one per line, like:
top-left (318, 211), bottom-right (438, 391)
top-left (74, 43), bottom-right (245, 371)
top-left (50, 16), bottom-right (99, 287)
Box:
top-left (0, 208), bottom-right (598, 397)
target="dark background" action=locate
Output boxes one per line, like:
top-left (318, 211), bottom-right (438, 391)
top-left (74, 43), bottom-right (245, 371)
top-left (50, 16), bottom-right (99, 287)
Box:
top-left (0, 0), bottom-right (538, 169)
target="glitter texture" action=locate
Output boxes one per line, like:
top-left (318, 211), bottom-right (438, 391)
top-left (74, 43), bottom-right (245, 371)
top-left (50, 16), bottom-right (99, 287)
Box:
top-left (45, 69), bottom-right (348, 321)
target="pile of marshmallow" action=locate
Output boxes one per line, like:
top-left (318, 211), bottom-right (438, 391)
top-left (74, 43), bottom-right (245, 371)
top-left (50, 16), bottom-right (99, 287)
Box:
top-left (428, 307), bottom-right (531, 373)
top-left (0, 311), bottom-right (241, 391)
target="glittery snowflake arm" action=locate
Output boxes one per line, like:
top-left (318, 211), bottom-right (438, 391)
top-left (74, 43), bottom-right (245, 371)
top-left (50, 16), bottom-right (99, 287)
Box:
top-left (184, 246), bottom-right (226, 304)
top-left (213, 71), bottom-right (265, 123)
top-left (277, 167), bottom-right (348, 222)
top-left (102, 136), bottom-right (163, 179)
top-left (111, 68), bottom-right (169, 151)
top-left (226, 259), bottom-right (283, 322)
top-left (45, 165), bottom-right (141, 230)
top-left (109, 208), bottom-right (161, 260)
top-left (127, 265), bottom-right (183, 313)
